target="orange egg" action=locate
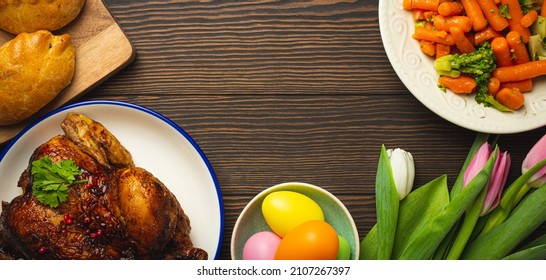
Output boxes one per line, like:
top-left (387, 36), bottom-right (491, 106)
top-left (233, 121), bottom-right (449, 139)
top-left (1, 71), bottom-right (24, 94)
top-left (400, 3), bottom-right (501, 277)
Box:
top-left (274, 220), bottom-right (339, 260)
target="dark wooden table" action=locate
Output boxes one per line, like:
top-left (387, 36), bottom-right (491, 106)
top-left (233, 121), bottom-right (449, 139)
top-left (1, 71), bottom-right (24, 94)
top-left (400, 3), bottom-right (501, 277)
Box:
top-left (1, 0), bottom-right (545, 260)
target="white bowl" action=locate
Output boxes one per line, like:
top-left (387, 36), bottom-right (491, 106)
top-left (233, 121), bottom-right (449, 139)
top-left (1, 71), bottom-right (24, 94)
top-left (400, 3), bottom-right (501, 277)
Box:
top-left (230, 182), bottom-right (359, 260)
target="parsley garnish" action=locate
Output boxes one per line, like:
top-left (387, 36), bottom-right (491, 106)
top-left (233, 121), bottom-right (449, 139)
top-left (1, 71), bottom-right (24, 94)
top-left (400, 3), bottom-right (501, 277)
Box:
top-left (31, 156), bottom-right (87, 208)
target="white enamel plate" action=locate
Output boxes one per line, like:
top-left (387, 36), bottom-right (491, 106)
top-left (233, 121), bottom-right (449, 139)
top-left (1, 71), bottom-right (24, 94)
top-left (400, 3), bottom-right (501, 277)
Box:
top-left (0, 100), bottom-right (224, 259)
top-left (379, 0), bottom-right (546, 134)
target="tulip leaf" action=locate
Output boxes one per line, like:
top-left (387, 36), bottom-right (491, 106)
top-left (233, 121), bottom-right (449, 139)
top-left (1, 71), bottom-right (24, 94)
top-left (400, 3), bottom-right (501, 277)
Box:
top-left (462, 184), bottom-right (546, 260)
top-left (501, 244), bottom-right (546, 260)
top-left (446, 184), bottom-right (488, 259)
top-left (359, 223), bottom-right (378, 260)
top-left (391, 175), bottom-right (450, 259)
top-left (398, 149), bottom-right (497, 260)
top-left (502, 233), bottom-right (546, 260)
top-left (360, 175), bottom-right (450, 260)
top-left (432, 223), bottom-right (460, 259)
top-left (375, 145), bottom-right (399, 259)
top-left (520, 233), bottom-right (546, 250)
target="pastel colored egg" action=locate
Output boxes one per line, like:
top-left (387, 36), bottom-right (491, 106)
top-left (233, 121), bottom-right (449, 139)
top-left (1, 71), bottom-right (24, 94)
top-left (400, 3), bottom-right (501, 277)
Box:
top-left (242, 231), bottom-right (282, 260)
top-left (336, 235), bottom-right (351, 260)
top-left (261, 191), bottom-right (324, 237)
top-left (274, 220), bottom-right (339, 260)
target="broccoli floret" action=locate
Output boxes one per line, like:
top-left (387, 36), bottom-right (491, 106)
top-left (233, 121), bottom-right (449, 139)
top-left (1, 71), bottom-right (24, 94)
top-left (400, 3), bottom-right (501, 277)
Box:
top-left (520, 0), bottom-right (543, 14)
top-left (499, 4), bottom-right (511, 19)
top-left (528, 34), bottom-right (546, 61)
top-left (434, 42), bottom-right (496, 77)
top-left (474, 70), bottom-right (511, 112)
top-left (532, 15), bottom-right (546, 39)
top-left (475, 85), bottom-right (512, 112)
top-left (434, 43), bottom-right (503, 110)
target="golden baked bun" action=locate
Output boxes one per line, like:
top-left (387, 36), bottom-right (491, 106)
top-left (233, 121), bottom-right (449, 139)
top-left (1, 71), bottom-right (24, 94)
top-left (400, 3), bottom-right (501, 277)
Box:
top-left (0, 30), bottom-right (75, 125)
top-left (0, 0), bottom-right (85, 34)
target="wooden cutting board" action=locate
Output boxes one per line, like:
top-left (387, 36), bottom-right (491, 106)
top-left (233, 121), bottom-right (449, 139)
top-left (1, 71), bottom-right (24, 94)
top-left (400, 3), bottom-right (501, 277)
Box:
top-left (0, 0), bottom-right (136, 144)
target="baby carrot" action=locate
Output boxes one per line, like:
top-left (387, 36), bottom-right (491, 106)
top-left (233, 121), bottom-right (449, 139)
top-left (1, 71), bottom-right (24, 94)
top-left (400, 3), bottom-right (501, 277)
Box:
top-left (506, 31), bottom-right (530, 64)
top-left (438, 75), bottom-right (477, 94)
top-left (521, 10), bottom-right (538, 28)
top-left (488, 77), bottom-right (501, 97)
top-left (493, 60), bottom-right (546, 82)
top-left (433, 15), bottom-right (473, 33)
top-left (404, 0), bottom-right (412, 10)
top-left (476, 0), bottom-right (510, 31)
top-left (542, 0), bottom-right (546, 17)
top-left (491, 37), bottom-right (513, 67)
top-left (411, 0), bottom-right (440, 11)
top-left (474, 27), bottom-right (502, 45)
top-left (501, 0), bottom-right (531, 42)
top-left (438, 2), bottom-right (464, 16)
top-left (424, 10), bottom-right (438, 21)
top-left (501, 79), bottom-right (533, 93)
top-left (413, 26), bottom-right (455, 45)
top-left (404, 0), bottom-right (440, 11)
top-left (413, 9), bottom-right (426, 21)
top-left (461, 0), bottom-right (488, 31)
top-left (420, 40), bottom-right (436, 56)
top-left (424, 20), bottom-right (434, 29)
top-left (436, 43), bottom-right (451, 58)
top-left (450, 25), bottom-right (475, 53)
top-left (496, 87), bottom-right (525, 110)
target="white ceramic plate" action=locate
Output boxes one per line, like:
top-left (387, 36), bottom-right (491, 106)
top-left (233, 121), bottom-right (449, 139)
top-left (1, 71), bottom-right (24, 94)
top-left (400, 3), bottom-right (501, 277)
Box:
top-left (0, 100), bottom-right (224, 259)
top-left (379, 0), bottom-right (546, 134)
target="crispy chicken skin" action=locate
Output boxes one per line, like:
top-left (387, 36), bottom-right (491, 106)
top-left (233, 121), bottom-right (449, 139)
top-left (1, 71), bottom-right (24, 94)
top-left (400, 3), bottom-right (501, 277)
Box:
top-left (0, 113), bottom-right (207, 259)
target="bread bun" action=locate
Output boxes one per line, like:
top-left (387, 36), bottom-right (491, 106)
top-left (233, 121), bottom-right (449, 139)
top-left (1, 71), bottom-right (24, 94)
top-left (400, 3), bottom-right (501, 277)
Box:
top-left (0, 30), bottom-right (75, 125)
top-left (0, 0), bottom-right (85, 34)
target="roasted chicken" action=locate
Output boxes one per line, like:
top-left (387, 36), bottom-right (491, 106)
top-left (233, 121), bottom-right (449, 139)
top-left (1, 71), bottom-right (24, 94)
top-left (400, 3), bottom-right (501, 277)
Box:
top-left (0, 113), bottom-right (207, 259)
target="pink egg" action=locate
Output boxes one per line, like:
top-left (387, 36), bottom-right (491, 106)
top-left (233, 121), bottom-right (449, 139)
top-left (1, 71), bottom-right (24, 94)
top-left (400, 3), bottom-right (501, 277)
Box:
top-left (242, 231), bottom-right (282, 260)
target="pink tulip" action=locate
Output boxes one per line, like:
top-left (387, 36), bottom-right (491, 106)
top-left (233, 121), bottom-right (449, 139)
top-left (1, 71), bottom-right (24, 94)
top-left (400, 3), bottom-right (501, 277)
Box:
top-left (463, 142), bottom-right (492, 188)
top-left (521, 134), bottom-right (546, 188)
top-left (481, 151), bottom-right (511, 216)
top-left (462, 142), bottom-right (511, 216)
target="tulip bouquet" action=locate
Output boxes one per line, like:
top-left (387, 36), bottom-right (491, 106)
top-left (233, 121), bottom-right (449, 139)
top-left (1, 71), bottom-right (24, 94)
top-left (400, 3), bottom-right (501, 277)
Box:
top-left (360, 133), bottom-right (546, 260)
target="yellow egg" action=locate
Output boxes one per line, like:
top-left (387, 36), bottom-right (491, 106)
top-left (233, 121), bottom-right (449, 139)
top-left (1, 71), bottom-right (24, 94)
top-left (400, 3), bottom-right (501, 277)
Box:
top-left (261, 191), bottom-right (324, 237)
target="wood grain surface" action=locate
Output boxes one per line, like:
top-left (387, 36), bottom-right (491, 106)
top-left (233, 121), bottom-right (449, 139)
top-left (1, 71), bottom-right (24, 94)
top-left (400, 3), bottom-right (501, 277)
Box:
top-left (1, 0), bottom-right (545, 260)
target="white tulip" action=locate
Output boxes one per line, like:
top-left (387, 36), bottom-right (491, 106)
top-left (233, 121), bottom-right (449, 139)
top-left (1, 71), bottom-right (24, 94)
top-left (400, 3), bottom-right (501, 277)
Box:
top-left (387, 148), bottom-right (415, 200)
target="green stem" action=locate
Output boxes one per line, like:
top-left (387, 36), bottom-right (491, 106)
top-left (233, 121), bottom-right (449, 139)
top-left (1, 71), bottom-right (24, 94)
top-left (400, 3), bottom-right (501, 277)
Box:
top-left (514, 183), bottom-right (532, 206)
top-left (502, 245), bottom-right (546, 260)
top-left (432, 220), bottom-right (459, 260)
top-left (468, 214), bottom-right (488, 242)
top-left (72, 179), bottom-right (89, 185)
top-left (446, 186), bottom-right (488, 260)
